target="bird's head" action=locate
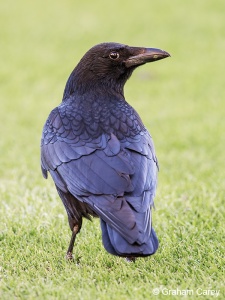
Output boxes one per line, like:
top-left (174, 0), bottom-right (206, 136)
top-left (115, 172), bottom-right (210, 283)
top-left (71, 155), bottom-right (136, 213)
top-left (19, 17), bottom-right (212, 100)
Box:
top-left (63, 42), bottom-right (170, 99)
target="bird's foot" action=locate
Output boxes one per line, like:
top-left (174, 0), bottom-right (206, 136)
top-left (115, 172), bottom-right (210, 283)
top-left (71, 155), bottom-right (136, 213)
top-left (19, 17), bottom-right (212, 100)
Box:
top-left (125, 256), bottom-right (136, 263)
top-left (66, 251), bottom-right (74, 261)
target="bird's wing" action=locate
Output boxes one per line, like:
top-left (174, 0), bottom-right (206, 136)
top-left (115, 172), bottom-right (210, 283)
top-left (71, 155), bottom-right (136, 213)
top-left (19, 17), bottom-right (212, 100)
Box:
top-left (41, 103), bottom-right (158, 246)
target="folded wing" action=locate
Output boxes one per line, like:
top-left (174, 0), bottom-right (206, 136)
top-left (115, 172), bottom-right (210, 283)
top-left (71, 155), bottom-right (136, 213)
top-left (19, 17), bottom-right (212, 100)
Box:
top-left (41, 104), bottom-right (158, 256)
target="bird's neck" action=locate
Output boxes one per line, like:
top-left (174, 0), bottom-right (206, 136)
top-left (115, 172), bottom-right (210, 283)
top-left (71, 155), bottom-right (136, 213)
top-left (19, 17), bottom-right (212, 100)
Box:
top-left (62, 69), bottom-right (127, 101)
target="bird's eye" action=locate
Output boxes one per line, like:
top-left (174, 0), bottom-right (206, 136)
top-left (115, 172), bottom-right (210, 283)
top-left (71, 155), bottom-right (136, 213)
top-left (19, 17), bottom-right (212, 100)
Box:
top-left (109, 52), bottom-right (120, 60)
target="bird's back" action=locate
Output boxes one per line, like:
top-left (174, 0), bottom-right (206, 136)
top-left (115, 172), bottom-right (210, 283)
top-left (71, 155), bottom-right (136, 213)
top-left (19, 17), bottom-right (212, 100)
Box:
top-left (41, 94), bottom-right (159, 257)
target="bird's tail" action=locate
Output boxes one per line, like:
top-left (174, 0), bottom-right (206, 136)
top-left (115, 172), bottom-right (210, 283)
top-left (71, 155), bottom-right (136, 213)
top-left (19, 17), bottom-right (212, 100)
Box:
top-left (100, 219), bottom-right (158, 258)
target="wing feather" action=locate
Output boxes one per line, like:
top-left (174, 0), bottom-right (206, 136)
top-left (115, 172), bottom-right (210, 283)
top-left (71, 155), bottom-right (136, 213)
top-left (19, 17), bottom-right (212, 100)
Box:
top-left (41, 101), bottom-right (158, 253)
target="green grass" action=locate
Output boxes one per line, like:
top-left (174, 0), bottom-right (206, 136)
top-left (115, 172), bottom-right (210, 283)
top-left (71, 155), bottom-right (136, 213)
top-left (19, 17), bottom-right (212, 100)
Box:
top-left (1, 0), bottom-right (225, 299)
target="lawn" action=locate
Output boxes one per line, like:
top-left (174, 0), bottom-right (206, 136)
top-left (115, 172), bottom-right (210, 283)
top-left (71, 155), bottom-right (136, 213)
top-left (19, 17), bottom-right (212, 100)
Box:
top-left (0, 0), bottom-right (224, 299)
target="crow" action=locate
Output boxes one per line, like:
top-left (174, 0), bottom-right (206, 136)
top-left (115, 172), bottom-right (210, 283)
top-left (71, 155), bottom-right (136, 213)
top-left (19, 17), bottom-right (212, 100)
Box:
top-left (41, 42), bottom-right (170, 261)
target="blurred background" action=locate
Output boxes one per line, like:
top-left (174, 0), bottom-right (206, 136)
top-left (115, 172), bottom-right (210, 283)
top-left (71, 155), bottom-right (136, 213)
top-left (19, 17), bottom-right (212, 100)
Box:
top-left (1, 0), bottom-right (224, 298)
top-left (1, 0), bottom-right (224, 185)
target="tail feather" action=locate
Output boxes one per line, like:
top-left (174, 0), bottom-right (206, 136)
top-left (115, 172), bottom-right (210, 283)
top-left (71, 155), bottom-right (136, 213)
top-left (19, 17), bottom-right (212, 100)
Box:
top-left (100, 219), bottom-right (158, 257)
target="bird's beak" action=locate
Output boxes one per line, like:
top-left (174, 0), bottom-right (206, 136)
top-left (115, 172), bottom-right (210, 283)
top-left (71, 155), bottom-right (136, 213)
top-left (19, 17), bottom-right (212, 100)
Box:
top-left (124, 47), bottom-right (170, 68)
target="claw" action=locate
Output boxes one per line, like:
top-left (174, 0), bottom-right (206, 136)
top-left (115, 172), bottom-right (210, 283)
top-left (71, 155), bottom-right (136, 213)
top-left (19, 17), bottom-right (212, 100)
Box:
top-left (66, 251), bottom-right (74, 261)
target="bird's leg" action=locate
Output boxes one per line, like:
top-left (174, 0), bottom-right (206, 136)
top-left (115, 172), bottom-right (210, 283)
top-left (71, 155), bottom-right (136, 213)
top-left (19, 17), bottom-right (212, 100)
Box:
top-left (66, 224), bottom-right (79, 260)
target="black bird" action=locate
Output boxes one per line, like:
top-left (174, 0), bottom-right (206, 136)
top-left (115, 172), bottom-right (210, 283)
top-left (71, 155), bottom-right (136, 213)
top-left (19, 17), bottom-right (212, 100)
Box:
top-left (41, 42), bottom-right (170, 261)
